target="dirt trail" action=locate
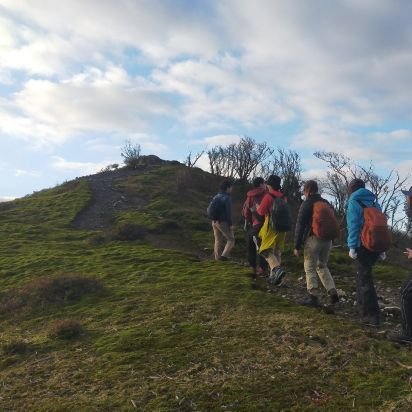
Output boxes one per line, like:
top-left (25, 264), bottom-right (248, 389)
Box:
top-left (72, 168), bottom-right (145, 230)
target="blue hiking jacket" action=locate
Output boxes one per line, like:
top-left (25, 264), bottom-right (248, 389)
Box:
top-left (346, 188), bottom-right (382, 249)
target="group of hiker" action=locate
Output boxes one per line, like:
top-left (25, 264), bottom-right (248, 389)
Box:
top-left (207, 176), bottom-right (412, 344)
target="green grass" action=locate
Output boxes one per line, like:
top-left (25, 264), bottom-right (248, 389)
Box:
top-left (0, 165), bottom-right (411, 411)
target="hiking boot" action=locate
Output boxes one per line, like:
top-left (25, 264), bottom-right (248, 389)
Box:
top-left (387, 332), bottom-right (412, 344)
top-left (360, 315), bottom-right (380, 328)
top-left (255, 266), bottom-right (266, 277)
top-left (328, 288), bottom-right (339, 305)
top-left (269, 267), bottom-right (286, 286)
top-left (219, 256), bottom-right (229, 261)
top-left (299, 294), bottom-right (320, 308)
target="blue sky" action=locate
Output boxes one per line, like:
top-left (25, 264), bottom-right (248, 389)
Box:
top-left (0, 0), bottom-right (411, 200)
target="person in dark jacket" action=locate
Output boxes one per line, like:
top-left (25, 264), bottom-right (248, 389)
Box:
top-left (389, 186), bottom-right (412, 343)
top-left (211, 180), bottom-right (235, 261)
top-left (347, 178), bottom-right (384, 327)
top-left (293, 180), bottom-right (339, 307)
top-left (242, 177), bottom-right (267, 277)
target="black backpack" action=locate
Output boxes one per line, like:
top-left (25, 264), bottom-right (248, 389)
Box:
top-left (270, 195), bottom-right (292, 232)
top-left (207, 194), bottom-right (224, 220)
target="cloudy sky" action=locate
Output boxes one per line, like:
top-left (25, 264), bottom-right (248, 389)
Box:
top-left (0, 0), bottom-right (411, 199)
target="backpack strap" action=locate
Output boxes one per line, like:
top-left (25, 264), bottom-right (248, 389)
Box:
top-left (356, 199), bottom-right (378, 209)
top-left (356, 200), bottom-right (366, 209)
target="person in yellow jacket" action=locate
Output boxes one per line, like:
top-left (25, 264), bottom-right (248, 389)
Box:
top-left (257, 175), bottom-right (287, 286)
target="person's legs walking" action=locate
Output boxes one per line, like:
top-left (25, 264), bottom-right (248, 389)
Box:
top-left (218, 222), bottom-right (235, 258)
top-left (212, 221), bottom-right (224, 260)
top-left (356, 246), bottom-right (380, 324)
top-left (401, 275), bottom-right (412, 338)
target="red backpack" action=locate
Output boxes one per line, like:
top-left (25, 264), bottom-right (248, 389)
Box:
top-left (358, 201), bottom-right (391, 252)
top-left (312, 201), bottom-right (340, 241)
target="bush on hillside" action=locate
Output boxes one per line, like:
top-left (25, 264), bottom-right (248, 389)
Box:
top-left (121, 140), bottom-right (141, 169)
top-left (48, 319), bottom-right (83, 340)
top-left (86, 233), bottom-right (108, 245)
top-left (111, 222), bottom-right (146, 241)
top-left (2, 340), bottom-right (30, 355)
top-left (0, 275), bottom-right (105, 313)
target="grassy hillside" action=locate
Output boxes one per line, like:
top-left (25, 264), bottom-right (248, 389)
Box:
top-left (0, 163), bottom-right (411, 411)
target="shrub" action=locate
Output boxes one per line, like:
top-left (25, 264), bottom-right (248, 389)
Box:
top-left (48, 319), bottom-right (83, 340)
top-left (121, 140), bottom-right (141, 169)
top-left (86, 233), bottom-right (108, 245)
top-left (0, 275), bottom-right (104, 313)
top-left (2, 340), bottom-right (29, 355)
top-left (111, 222), bottom-right (146, 241)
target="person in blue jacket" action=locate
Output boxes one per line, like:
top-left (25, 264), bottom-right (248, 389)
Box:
top-left (347, 178), bottom-right (385, 327)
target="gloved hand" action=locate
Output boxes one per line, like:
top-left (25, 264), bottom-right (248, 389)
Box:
top-left (379, 252), bottom-right (386, 261)
top-left (349, 249), bottom-right (358, 259)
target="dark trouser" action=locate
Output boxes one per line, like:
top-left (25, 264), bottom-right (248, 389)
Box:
top-left (356, 246), bottom-right (380, 320)
top-left (246, 226), bottom-right (267, 271)
top-left (401, 275), bottom-right (412, 337)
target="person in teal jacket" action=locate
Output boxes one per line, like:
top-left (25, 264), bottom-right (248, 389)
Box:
top-left (347, 178), bottom-right (384, 327)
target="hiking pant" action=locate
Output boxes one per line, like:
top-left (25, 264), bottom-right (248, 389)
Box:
top-left (400, 274), bottom-right (412, 337)
top-left (246, 227), bottom-right (267, 271)
top-left (262, 248), bottom-right (282, 271)
top-left (303, 236), bottom-right (336, 294)
top-left (356, 246), bottom-right (380, 320)
top-left (212, 221), bottom-right (235, 260)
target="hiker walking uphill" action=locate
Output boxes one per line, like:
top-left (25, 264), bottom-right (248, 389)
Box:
top-left (242, 177), bottom-right (268, 277)
top-left (207, 180), bottom-right (235, 261)
top-left (293, 180), bottom-right (340, 307)
top-left (389, 186), bottom-right (412, 344)
top-left (257, 175), bottom-right (291, 286)
top-left (347, 178), bottom-right (390, 327)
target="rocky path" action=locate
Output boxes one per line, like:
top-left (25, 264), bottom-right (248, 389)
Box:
top-left (72, 169), bottom-right (144, 230)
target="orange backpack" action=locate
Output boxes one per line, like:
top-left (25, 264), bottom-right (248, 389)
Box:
top-left (312, 201), bottom-right (340, 241)
top-left (358, 201), bottom-right (391, 252)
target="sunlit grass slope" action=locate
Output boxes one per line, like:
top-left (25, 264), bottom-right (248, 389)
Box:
top-left (0, 164), bottom-right (410, 411)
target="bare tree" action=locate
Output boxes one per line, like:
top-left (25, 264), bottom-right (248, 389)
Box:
top-left (265, 148), bottom-right (303, 204)
top-left (314, 151), bottom-right (410, 229)
top-left (232, 137), bottom-right (273, 190)
top-left (184, 150), bottom-right (205, 168)
top-left (121, 140), bottom-right (142, 169)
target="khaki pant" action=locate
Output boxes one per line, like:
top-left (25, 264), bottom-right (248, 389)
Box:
top-left (263, 248), bottom-right (282, 270)
top-left (212, 221), bottom-right (235, 260)
top-left (304, 236), bottom-right (336, 293)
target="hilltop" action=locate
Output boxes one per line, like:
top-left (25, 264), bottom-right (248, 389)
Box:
top-left (0, 159), bottom-right (411, 411)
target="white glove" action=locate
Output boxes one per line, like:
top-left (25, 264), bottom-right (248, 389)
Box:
top-left (379, 252), bottom-right (386, 261)
top-left (349, 249), bottom-right (358, 259)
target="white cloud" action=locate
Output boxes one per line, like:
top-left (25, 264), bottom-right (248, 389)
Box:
top-left (15, 169), bottom-right (41, 177)
top-left (0, 67), bottom-right (175, 145)
top-left (51, 156), bottom-right (115, 176)
top-left (200, 134), bottom-right (241, 147)
top-left (0, 196), bottom-right (15, 202)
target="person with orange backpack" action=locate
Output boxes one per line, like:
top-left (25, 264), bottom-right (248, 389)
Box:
top-left (293, 180), bottom-right (340, 307)
top-left (347, 178), bottom-right (390, 327)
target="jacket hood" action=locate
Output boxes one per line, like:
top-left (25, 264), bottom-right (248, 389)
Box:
top-left (246, 187), bottom-right (266, 197)
top-left (349, 188), bottom-right (376, 205)
top-left (268, 188), bottom-right (283, 197)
